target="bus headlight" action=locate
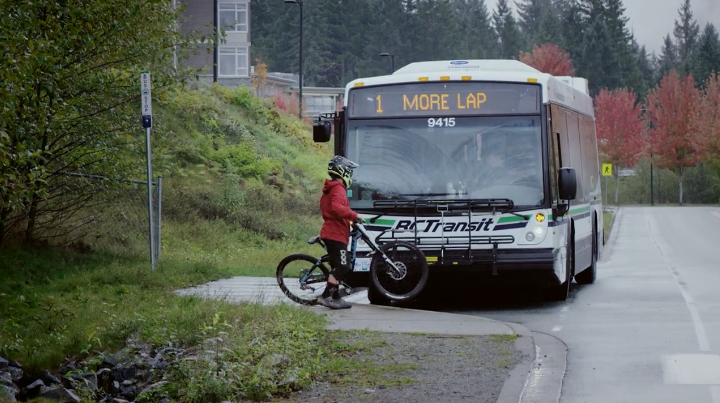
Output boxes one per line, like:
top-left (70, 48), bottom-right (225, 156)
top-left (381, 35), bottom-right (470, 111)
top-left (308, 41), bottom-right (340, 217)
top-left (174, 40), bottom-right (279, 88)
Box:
top-left (534, 227), bottom-right (544, 236)
top-left (525, 232), bottom-right (535, 241)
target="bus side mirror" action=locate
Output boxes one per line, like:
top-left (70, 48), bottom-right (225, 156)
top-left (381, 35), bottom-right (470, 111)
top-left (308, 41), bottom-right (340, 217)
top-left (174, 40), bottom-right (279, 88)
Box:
top-left (558, 167), bottom-right (577, 201)
top-left (313, 120), bottom-right (332, 143)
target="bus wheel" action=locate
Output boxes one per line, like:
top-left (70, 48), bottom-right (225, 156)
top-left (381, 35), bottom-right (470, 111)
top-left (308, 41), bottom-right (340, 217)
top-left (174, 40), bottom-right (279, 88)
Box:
top-left (367, 283), bottom-right (392, 306)
top-left (546, 228), bottom-right (572, 301)
top-left (575, 216), bottom-right (598, 284)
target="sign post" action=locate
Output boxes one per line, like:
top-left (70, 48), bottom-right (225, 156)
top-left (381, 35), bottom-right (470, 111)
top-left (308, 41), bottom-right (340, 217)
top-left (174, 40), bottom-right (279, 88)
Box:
top-left (141, 72), bottom-right (156, 271)
top-left (602, 163), bottom-right (612, 205)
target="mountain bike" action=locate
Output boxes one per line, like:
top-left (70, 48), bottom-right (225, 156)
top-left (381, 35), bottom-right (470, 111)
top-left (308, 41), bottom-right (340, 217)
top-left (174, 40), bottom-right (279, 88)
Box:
top-left (276, 221), bottom-right (429, 306)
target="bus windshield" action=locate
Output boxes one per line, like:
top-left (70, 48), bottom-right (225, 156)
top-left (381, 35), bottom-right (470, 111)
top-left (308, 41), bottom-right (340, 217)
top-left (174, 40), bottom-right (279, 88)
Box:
top-left (346, 116), bottom-right (544, 209)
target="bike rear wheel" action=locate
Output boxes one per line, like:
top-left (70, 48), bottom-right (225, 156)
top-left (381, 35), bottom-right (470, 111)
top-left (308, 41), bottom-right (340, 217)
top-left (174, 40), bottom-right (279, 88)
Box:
top-left (276, 254), bottom-right (330, 305)
top-left (369, 241), bottom-right (429, 302)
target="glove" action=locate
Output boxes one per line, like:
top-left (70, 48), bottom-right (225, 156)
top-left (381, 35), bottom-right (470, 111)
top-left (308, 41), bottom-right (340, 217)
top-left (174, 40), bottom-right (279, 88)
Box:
top-left (354, 216), bottom-right (365, 224)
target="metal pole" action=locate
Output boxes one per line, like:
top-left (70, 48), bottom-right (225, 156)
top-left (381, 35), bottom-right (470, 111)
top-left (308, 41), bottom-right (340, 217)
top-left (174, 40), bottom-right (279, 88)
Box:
top-left (213, 0), bottom-right (218, 83)
top-left (157, 175), bottom-right (162, 261)
top-left (141, 72), bottom-right (155, 271)
top-left (145, 128), bottom-right (156, 271)
top-left (298, 1), bottom-right (303, 119)
top-left (650, 155), bottom-right (654, 206)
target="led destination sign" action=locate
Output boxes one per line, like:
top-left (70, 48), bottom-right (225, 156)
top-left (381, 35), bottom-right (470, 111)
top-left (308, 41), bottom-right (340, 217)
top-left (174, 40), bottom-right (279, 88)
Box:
top-left (347, 82), bottom-right (541, 118)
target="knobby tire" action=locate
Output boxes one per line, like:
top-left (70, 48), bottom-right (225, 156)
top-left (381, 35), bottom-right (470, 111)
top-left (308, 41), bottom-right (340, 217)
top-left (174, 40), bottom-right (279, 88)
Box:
top-left (276, 254), bottom-right (330, 305)
top-left (369, 241), bottom-right (429, 302)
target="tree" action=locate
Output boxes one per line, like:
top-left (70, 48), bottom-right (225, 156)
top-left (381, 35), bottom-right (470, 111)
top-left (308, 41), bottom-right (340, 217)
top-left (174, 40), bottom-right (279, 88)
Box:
top-left (690, 23), bottom-right (720, 89)
top-left (252, 57), bottom-right (269, 97)
top-left (519, 43), bottom-right (576, 75)
top-left (593, 88), bottom-right (646, 204)
top-left (515, 0), bottom-right (551, 43)
top-left (695, 73), bottom-right (720, 156)
top-left (645, 69), bottom-right (702, 204)
top-left (493, 0), bottom-right (524, 59)
top-left (673, 0), bottom-right (700, 70)
top-left (0, 0), bottom-right (211, 246)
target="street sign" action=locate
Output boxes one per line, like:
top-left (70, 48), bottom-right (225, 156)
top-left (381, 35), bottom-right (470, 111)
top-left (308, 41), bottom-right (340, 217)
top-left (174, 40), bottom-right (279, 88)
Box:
top-left (602, 163), bottom-right (612, 176)
top-left (141, 72), bottom-right (152, 128)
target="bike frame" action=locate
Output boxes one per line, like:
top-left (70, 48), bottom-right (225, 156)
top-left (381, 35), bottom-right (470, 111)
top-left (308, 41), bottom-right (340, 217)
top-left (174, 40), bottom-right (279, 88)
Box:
top-left (298, 223), bottom-right (402, 288)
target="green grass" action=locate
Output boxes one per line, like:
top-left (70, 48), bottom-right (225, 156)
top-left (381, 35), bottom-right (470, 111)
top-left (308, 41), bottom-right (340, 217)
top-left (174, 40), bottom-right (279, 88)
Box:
top-left (603, 210), bottom-right (614, 241)
top-left (0, 247), bottom-right (395, 402)
top-left (0, 84), bottom-right (349, 402)
top-left (46, 83), bottom-right (334, 278)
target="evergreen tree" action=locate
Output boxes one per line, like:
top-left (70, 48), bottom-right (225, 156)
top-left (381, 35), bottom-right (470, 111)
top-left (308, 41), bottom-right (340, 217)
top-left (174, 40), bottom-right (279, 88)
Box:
top-left (536, 6), bottom-right (562, 45)
top-left (493, 0), bottom-right (524, 59)
top-left (602, 0), bottom-right (643, 92)
top-left (515, 0), bottom-right (551, 45)
top-left (635, 42), bottom-right (656, 100)
top-left (455, 0), bottom-right (498, 59)
top-left (673, 0), bottom-right (700, 68)
top-left (691, 23), bottom-right (720, 88)
top-left (657, 34), bottom-right (678, 82)
top-left (559, 1), bottom-right (585, 66)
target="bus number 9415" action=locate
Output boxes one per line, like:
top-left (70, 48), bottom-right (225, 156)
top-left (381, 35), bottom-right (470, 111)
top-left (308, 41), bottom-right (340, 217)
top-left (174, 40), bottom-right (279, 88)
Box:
top-left (428, 117), bottom-right (456, 127)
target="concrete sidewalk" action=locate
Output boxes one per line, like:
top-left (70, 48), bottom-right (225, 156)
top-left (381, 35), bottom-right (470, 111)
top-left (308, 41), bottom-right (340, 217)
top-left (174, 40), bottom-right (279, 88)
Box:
top-left (176, 276), bottom-right (516, 336)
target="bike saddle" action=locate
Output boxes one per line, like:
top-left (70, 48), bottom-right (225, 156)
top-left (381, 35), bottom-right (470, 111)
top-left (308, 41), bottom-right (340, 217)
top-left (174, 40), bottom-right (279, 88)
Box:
top-left (307, 236), bottom-right (321, 245)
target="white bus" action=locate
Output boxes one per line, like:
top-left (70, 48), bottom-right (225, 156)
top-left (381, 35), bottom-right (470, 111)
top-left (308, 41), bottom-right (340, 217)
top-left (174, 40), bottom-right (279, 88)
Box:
top-left (313, 59), bottom-right (603, 303)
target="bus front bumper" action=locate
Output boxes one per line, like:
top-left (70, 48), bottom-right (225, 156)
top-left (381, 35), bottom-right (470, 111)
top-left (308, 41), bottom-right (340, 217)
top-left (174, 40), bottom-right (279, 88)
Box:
top-left (346, 247), bottom-right (561, 288)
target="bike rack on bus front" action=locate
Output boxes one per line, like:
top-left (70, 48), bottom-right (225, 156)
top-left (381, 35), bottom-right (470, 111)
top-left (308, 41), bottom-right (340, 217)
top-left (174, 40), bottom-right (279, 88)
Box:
top-left (371, 198), bottom-right (515, 272)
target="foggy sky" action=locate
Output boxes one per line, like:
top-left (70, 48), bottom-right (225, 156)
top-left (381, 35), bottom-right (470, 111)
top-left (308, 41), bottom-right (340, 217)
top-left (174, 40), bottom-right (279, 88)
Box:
top-left (485, 0), bottom-right (720, 55)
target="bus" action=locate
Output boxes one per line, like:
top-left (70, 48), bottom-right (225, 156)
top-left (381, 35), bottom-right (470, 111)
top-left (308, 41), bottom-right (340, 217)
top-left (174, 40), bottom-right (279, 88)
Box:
top-left (312, 59), bottom-right (603, 303)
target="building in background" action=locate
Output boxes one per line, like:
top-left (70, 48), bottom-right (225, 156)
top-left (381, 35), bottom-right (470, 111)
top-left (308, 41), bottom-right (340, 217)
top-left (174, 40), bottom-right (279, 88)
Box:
top-left (178, 0), bottom-right (252, 87)
top-left (176, 0), bottom-right (342, 117)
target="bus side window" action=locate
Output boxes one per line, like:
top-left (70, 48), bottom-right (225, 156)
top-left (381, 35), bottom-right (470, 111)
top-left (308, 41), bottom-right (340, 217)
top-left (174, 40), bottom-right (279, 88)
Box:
top-left (550, 132), bottom-right (561, 203)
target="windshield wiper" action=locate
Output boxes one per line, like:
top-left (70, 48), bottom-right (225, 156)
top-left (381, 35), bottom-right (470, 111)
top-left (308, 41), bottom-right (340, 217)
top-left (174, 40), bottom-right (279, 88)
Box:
top-left (505, 211), bottom-right (530, 220)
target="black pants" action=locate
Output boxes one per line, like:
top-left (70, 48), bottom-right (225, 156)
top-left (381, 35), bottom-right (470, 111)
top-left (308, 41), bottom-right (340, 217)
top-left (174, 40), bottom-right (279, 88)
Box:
top-left (323, 239), bottom-right (351, 282)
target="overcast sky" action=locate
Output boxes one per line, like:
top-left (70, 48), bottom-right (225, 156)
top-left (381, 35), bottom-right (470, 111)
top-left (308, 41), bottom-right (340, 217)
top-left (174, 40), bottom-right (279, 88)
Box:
top-left (485, 0), bottom-right (720, 55)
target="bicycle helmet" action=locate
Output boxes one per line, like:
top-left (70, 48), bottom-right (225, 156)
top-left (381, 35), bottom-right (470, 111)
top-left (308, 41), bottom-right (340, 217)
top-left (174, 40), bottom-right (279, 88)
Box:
top-left (328, 155), bottom-right (359, 188)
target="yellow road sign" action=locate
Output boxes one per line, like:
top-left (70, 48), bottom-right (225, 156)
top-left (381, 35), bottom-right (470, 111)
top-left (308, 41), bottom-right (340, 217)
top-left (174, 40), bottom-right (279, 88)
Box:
top-left (602, 163), bottom-right (612, 176)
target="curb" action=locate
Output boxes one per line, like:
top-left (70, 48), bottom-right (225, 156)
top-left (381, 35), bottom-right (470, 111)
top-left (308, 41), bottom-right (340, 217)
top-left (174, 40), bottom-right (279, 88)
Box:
top-left (600, 207), bottom-right (621, 263)
top-left (497, 322), bottom-right (536, 403)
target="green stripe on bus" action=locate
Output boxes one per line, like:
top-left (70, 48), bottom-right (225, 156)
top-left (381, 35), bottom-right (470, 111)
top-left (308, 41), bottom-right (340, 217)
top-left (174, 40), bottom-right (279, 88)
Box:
top-left (571, 206), bottom-right (591, 215)
top-left (548, 205), bottom-right (592, 220)
top-left (372, 219), bottom-right (396, 226)
top-left (497, 216), bottom-right (526, 224)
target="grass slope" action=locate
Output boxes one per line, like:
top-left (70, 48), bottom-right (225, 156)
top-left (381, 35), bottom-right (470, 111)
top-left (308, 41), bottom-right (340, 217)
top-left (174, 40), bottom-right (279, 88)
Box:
top-left (0, 84), bottom-right (343, 401)
top-left (91, 83), bottom-right (332, 276)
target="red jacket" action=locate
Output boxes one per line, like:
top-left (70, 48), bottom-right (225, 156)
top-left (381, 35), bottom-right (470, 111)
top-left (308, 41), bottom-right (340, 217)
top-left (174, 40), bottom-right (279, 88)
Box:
top-left (320, 179), bottom-right (358, 244)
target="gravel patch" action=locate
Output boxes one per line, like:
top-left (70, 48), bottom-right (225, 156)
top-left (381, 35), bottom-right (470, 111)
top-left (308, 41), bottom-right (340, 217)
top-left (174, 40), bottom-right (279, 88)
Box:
top-left (275, 331), bottom-right (527, 403)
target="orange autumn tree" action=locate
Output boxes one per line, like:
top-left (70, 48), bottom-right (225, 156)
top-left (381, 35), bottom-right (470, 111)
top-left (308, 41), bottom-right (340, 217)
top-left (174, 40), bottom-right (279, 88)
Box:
top-left (594, 88), bottom-right (646, 204)
top-left (695, 73), bottom-right (720, 156)
top-left (519, 43), bottom-right (576, 76)
top-left (645, 69), bottom-right (703, 205)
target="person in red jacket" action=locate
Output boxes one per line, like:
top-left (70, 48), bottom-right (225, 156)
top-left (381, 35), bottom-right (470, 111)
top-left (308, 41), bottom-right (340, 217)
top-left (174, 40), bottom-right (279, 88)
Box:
top-left (317, 155), bottom-right (363, 309)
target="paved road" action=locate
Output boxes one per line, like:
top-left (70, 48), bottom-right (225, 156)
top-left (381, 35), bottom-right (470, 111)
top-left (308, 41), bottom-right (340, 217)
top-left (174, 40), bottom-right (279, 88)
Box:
top-left (419, 206), bottom-right (720, 403)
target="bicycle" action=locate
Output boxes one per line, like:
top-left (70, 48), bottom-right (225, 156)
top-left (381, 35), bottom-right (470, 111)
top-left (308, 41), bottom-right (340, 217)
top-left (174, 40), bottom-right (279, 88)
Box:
top-left (276, 221), bottom-right (429, 306)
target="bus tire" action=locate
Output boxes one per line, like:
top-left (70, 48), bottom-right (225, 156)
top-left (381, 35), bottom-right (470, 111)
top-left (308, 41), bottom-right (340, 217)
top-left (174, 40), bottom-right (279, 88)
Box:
top-left (367, 283), bottom-right (392, 306)
top-left (546, 223), bottom-right (572, 301)
top-left (575, 215), bottom-right (598, 284)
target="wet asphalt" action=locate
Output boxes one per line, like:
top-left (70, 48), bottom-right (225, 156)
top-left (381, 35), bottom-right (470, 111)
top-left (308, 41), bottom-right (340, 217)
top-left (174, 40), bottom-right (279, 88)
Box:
top-left (405, 206), bottom-right (720, 403)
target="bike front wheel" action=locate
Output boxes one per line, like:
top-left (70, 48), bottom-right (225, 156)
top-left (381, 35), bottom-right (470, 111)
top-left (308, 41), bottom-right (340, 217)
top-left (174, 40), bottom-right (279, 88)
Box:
top-left (276, 254), bottom-right (330, 305)
top-left (369, 241), bottom-right (429, 302)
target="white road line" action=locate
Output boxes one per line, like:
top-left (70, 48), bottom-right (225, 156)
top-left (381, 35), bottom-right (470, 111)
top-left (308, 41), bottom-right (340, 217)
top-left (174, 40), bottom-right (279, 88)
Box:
top-left (647, 213), bottom-right (711, 352)
top-left (552, 325), bottom-right (562, 332)
top-left (710, 386), bottom-right (720, 403)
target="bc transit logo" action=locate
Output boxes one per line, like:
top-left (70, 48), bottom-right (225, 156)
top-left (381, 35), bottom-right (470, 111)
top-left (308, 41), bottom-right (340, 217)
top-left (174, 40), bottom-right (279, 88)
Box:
top-left (450, 60), bottom-right (469, 66)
